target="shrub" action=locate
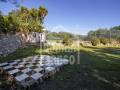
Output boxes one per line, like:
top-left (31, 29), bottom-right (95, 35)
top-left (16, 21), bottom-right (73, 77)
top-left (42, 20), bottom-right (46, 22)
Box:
top-left (116, 37), bottom-right (120, 44)
top-left (62, 36), bottom-right (72, 46)
top-left (91, 38), bottom-right (100, 46)
top-left (109, 38), bottom-right (115, 44)
top-left (100, 38), bottom-right (109, 45)
top-left (80, 42), bottom-right (84, 47)
top-left (56, 40), bottom-right (60, 43)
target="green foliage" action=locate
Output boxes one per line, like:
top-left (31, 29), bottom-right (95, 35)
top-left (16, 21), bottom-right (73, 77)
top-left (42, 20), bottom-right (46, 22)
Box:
top-left (1, 46), bottom-right (120, 90)
top-left (91, 37), bottom-right (100, 46)
top-left (116, 37), bottom-right (120, 44)
top-left (111, 25), bottom-right (120, 30)
top-left (47, 31), bottom-right (76, 40)
top-left (56, 40), bottom-right (60, 43)
top-left (62, 36), bottom-right (73, 46)
top-left (80, 42), bottom-right (84, 47)
top-left (0, 12), bottom-right (5, 34)
top-left (100, 38), bottom-right (109, 45)
top-left (0, 6), bottom-right (48, 34)
top-left (88, 29), bottom-right (109, 39)
top-left (109, 38), bottom-right (115, 44)
top-left (87, 26), bottom-right (120, 40)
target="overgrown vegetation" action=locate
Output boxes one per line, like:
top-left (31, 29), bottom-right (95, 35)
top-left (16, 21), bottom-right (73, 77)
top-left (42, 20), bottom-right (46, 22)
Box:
top-left (91, 37), bottom-right (100, 46)
top-left (100, 38), bottom-right (109, 45)
top-left (87, 26), bottom-right (120, 40)
top-left (62, 36), bottom-right (73, 46)
top-left (46, 31), bottom-right (78, 40)
top-left (0, 6), bottom-right (48, 34)
top-left (86, 26), bottom-right (120, 46)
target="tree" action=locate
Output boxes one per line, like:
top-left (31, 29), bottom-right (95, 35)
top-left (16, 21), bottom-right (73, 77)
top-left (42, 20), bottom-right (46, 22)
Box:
top-left (111, 25), bottom-right (120, 30)
top-left (87, 26), bottom-right (120, 42)
top-left (88, 29), bottom-right (109, 39)
top-left (62, 36), bottom-right (73, 46)
top-left (0, 12), bottom-right (10, 34)
top-left (0, 11), bottom-right (5, 34)
top-left (0, 6), bottom-right (48, 34)
top-left (91, 37), bottom-right (100, 46)
top-left (38, 6), bottom-right (48, 24)
top-left (100, 38), bottom-right (109, 45)
top-left (47, 31), bottom-right (76, 40)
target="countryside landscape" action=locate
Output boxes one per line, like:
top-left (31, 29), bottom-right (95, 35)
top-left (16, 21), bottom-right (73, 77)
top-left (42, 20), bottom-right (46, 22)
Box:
top-left (0, 0), bottom-right (120, 90)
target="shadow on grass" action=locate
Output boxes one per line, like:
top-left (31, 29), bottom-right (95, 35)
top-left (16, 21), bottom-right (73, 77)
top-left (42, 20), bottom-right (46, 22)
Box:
top-left (0, 46), bottom-right (41, 63)
top-left (0, 46), bottom-right (120, 90)
top-left (84, 46), bottom-right (120, 55)
top-left (38, 48), bottom-right (120, 90)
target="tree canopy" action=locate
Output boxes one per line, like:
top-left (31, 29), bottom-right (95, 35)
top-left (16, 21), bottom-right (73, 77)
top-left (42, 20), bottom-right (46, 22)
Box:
top-left (46, 31), bottom-right (77, 40)
top-left (0, 6), bottom-right (48, 34)
top-left (87, 26), bottom-right (120, 40)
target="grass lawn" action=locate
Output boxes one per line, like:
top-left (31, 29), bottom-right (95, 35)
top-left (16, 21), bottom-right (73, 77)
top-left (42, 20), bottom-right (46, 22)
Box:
top-left (0, 46), bottom-right (120, 90)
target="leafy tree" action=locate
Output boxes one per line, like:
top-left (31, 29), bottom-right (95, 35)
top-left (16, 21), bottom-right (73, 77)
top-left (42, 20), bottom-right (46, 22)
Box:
top-left (38, 6), bottom-right (48, 24)
top-left (91, 37), bottom-right (100, 46)
top-left (62, 36), bottom-right (73, 46)
top-left (0, 6), bottom-right (48, 34)
top-left (111, 25), bottom-right (120, 30)
top-left (47, 31), bottom-right (75, 40)
top-left (87, 26), bottom-right (120, 41)
top-left (0, 11), bottom-right (5, 34)
top-left (88, 29), bottom-right (109, 39)
top-left (100, 38), bottom-right (109, 45)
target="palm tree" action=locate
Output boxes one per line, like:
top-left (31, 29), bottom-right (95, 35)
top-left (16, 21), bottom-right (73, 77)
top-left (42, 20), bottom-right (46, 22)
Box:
top-left (38, 6), bottom-right (48, 24)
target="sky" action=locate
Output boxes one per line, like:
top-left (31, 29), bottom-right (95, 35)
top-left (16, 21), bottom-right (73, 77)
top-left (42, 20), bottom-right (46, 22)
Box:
top-left (0, 0), bottom-right (120, 35)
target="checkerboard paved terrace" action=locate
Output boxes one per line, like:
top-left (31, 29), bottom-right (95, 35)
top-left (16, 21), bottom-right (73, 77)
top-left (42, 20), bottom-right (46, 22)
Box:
top-left (0, 55), bottom-right (69, 89)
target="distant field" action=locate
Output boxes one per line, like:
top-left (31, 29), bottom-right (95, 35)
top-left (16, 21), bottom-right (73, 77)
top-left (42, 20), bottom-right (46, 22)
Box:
top-left (0, 46), bottom-right (120, 90)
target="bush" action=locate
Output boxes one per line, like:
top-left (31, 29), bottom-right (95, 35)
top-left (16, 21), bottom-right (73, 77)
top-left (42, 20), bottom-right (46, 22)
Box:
top-left (109, 38), bottom-right (115, 44)
top-left (62, 37), bottom-right (72, 46)
top-left (117, 37), bottom-right (120, 44)
top-left (100, 38), bottom-right (109, 45)
top-left (80, 42), bottom-right (84, 47)
top-left (91, 38), bottom-right (100, 46)
top-left (56, 40), bottom-right (60, 43)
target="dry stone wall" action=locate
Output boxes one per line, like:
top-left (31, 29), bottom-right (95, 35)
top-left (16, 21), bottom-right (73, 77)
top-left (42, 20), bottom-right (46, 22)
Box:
top-left (0, 35), bottom-right (22, 57)
top-left (0, 32), bottom-right (46, 57)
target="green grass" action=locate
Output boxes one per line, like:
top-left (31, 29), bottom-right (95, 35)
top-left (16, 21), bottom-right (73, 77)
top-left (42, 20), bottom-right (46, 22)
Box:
top-left (0, 46), bottom-right (42, 63)
top-left (0, 46), bottom-right (120, 90)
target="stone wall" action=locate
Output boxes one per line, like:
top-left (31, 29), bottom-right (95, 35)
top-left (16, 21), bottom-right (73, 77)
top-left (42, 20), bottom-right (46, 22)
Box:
top-left (0, 35), bottom-right (23, 57)
top-left (23, 32), bottom-right (46, 43)
top-left (0, 32), bottom-right (46, 57)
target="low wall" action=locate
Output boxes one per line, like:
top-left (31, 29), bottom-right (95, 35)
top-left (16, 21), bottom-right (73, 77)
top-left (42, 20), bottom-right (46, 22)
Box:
top-left (0, 32), bottom-right (46, 57)
top-left (0, 35), bottom-right (23, 57)
top-left (21, 32), bottom-right (46, 43)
